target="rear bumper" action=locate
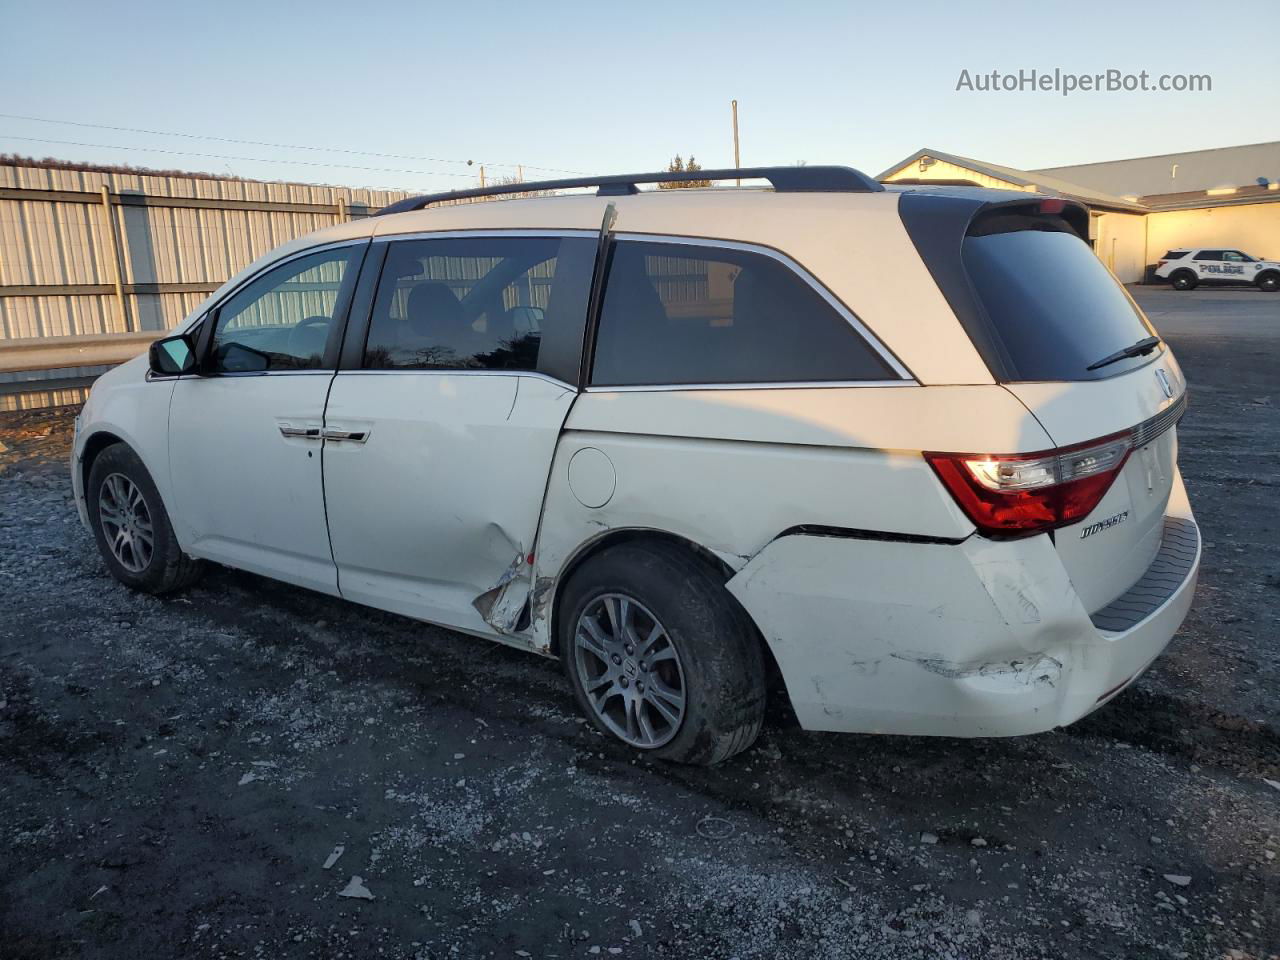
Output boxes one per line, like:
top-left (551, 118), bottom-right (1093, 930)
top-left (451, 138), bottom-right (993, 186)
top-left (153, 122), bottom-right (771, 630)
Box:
top-left (726, 473), bottom-right (1199, 737)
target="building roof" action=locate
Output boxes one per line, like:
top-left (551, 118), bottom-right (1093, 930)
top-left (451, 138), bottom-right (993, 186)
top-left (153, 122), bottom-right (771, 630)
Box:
top-left (877, 148), bottom-right (1149, 213)
top-left (1032, 141), bottom-right (1280, 198)
top-left (1141, 182), bottom-right (1280, 212)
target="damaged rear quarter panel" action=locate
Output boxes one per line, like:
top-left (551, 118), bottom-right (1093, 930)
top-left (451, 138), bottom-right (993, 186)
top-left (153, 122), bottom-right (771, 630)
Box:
top-left (523, 384), bottom-right (1049, 660)
top-left (526, 426), bottom-right (976, 652)
top-left (725, 532), bottom-right (1100, 737)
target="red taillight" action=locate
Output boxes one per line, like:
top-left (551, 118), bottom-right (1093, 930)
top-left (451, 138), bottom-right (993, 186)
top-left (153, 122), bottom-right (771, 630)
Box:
top-left (1157, 259), bottom-right (1168, 268)
top-left (1038, 197), bottom-right (1066, 215)
top-left (925, 432), bottom-right (1133, 538)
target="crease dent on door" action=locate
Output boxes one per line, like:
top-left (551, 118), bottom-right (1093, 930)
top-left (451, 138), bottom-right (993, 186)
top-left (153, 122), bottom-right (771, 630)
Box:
top-left (471, 524), bottom-right (533, 634)
top-left (475, 207), bottom-right (616, 639)
top-left (472, 380), bottom-right (582, 640)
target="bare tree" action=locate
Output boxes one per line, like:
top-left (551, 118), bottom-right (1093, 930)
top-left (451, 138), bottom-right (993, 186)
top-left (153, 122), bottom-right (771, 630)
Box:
top-left (658, 155), bottom-right (712, 189)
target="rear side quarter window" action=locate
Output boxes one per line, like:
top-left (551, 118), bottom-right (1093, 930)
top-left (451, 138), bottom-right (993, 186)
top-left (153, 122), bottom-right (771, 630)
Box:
top-left (590, 239), bottom-right (899, 387)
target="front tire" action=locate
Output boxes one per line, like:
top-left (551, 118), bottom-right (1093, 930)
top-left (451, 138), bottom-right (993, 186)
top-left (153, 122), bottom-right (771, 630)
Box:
top-left (1257, 273), bottom-right (1279, 293)
top-left (558, 541), bottom-right (766, 765)
top-left (87, 443), bottom-right (203, 594)
top-left (1170, 270), bottom-right (1197, 291)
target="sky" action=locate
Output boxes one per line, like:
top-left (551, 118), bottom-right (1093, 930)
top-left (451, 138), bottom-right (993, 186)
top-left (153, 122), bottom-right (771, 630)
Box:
top-left (2, 0), bottom-right (1276, 195)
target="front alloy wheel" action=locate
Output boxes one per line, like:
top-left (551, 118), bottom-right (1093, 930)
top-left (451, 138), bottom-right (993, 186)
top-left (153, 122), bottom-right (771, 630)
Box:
top-left (98, 472), bottom-right (155, 573)
top-left (86, 442), bottom-right (204, 594)
top-left (574, 593), bottom-right (687, 748)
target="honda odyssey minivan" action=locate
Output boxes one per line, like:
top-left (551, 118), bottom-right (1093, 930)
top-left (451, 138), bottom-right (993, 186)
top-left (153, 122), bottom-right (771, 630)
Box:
top-left (71, 166), bottom-right (1199, 763)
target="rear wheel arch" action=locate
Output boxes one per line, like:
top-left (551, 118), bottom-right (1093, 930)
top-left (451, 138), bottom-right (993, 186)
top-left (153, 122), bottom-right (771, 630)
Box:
top-left (546, 527), bottom-right (796, 723)
top-left (1169, 269), bottom-right (1197, 290)
top-left (547, 529), bottom-right (734, 659)
top-left (1256, 269), bottom-right (1279, 292)
top-left (554, 534), bottom-right (772, 763)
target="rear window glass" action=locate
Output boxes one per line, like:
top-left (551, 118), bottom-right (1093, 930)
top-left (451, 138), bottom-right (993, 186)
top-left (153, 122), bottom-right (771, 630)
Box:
top-left (962, 228), bottom-right (1159, 382)
top-left (591, 240), bottom-right (896, 386)
top-left (1162, 250), bottom-right (1188, 259)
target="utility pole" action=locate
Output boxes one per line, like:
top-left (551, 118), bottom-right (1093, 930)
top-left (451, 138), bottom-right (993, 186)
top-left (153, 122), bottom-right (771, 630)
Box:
top-left (731, 99), bottom-right (741, 185)
top-left (100, 186), bottom-right (130, 331)
top-left (479, 165), bottom-right (486, 187)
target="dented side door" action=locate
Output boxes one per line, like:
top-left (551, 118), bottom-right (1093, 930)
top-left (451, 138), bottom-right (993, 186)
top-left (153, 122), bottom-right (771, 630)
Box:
top-left (324, 371), bottom-right (577, 638)
top-left (321, 232), bottom-right (599, 642)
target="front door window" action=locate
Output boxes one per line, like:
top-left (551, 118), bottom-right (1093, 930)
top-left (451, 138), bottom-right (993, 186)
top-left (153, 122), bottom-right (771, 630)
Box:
top-left (209, 247), bottom-right (358, 372)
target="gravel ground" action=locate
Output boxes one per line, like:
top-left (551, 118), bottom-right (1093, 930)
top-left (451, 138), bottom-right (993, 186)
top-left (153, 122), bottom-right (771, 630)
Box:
top-left (1, 287), bottom-right (1276, 960)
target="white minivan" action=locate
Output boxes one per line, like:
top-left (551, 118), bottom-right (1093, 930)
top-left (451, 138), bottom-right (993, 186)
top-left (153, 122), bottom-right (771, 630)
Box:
top-left (71, 167), bottom-right (1199, 764)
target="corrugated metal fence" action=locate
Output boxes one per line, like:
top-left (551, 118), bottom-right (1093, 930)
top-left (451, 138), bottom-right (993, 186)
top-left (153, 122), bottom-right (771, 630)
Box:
top-left (0, 162), bottom-right (411, 410)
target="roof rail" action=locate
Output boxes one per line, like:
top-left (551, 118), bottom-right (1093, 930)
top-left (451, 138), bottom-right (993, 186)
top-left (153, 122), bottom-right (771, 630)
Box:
top-left (375, 165), bottom-right (883, 216)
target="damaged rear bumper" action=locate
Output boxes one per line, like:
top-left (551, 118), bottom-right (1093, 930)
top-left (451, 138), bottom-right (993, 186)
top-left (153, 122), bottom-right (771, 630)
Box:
top-left (725, 476), bottom-right (1199, 738)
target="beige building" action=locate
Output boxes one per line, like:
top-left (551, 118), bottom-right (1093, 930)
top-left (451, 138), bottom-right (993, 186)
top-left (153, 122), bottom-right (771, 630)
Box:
top-left (879, 142), bottom-right (1280, 283)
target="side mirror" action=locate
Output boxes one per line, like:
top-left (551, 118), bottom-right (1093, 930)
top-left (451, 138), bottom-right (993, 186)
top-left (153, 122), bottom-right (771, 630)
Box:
top-left (149, 333), bottom-right (197, 376)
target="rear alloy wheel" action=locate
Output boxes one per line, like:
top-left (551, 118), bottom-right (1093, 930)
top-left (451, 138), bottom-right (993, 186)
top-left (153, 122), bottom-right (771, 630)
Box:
top-left (559, 541), bottom-right (766, 764)
top-left (1170, 271), bottom-right (1197, 291)
top-left (574, 593), bottom-right (687, 749)
top-left (1257, 273), bottom-right (1279, 293)
top-left (87, 443), bottom-right (204, 594)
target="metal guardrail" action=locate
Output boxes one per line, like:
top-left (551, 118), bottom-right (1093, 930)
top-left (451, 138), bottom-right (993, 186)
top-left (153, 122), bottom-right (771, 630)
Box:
top-left (0, 172), bottom-right (408, 408)
top-left (2, 281), bottom-right (221, 297)
top-left (0, 331), bottom-right (159, 375)
top-left (0, 185), bottom-right (372, 218)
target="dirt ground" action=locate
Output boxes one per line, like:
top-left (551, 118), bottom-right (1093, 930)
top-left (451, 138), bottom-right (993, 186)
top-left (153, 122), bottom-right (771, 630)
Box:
top-left (1, 287), bottom-right (1276, 959)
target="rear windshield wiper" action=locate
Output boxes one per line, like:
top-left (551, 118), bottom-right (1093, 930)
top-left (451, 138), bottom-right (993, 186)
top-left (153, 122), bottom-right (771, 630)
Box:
top-left (1086, 336), bottom-right (1161, 371)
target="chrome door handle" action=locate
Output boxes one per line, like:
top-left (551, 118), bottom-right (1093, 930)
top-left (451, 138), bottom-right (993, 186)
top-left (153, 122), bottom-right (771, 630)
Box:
top-left (321, 428), bottom-right (368, 443)
top-left (278, 425), bottom-right (320, 439)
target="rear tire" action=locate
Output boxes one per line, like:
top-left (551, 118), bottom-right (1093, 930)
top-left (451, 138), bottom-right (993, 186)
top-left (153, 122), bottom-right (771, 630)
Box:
top-left (87, 443), bottom-right (204, 594)
top-left (1257, 272), bottom-right (1279, 293)
top-left (558, 541), bottom-right (766, 765)
top-left (1170, 270), bottom-right (1197, 291)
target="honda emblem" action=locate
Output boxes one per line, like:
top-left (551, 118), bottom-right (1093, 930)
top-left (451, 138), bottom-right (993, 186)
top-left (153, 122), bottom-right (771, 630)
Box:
top-left (1155, 368), bottom-right (1174, 399)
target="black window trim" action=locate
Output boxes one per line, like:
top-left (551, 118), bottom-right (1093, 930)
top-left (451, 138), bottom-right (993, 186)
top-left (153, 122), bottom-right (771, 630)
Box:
top-left (335, 228), bottom-right (599, 390)
top-left (583, 232), bottom-right (915, 392)
top-left (194, 237), bottom-right (370, 377)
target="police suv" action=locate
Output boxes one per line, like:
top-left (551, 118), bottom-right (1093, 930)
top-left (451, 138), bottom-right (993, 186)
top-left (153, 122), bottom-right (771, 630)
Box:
top-left (1155, 248), bottom-right (1280, 292)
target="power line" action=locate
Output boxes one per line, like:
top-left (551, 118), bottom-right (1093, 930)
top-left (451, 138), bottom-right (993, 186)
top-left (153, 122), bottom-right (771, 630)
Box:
top-left (0, 134), bottom-right (487, 181)
top-left (0, 112), bottom-right (583, 175)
